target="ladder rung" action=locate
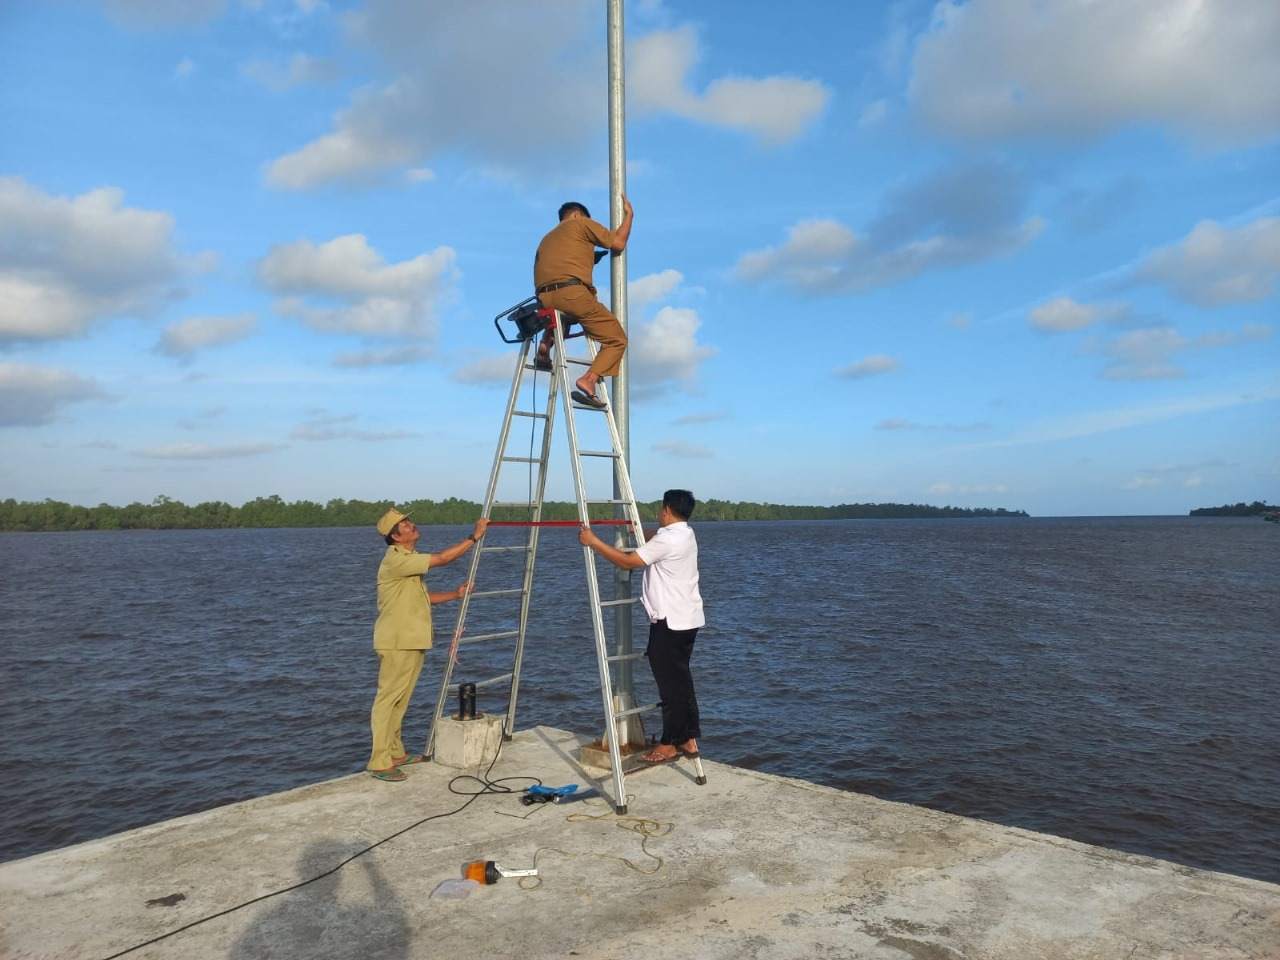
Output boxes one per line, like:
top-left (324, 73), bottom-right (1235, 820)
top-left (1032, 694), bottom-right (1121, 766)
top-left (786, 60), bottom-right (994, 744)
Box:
top-left (458, 673), bottom-right (513, 690)
top-left (513, 410), bottom-right (548, 419)
top-left (599, 597), bottom-right (638, 607)
top-left (612, 702), bottom-right (659, 721)
top-left (607, 652), bottom-right (645, 663)
top-left (491, 501), bottom-right (534, 509)
top-left (587, 499), bottom-right (630, 505)
top-left (470, 588), bottom-right (526, 599)
top-left (578, 449), bottom-right (619, 458)
top-left (481, 545), bottom-right (530, 553)
top-left (501, 456), bottom-right (542, 464)
top-left (565, 358), bottom-right (592, 366)
top-left (573, 401), bottom-right (608, 411)
top-left (458, 630), bottom-right (519, 646)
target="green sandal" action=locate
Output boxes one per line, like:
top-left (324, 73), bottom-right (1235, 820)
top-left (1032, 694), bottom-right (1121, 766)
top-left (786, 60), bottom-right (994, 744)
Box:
top-left (369, 767), bottom-right (407, 782)
top-left (392, 754), bottom-right (427, 767)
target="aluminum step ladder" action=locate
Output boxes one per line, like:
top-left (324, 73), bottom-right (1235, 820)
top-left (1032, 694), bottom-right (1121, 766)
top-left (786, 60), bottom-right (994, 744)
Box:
top-left (422, 307), bottom-right (706, 813)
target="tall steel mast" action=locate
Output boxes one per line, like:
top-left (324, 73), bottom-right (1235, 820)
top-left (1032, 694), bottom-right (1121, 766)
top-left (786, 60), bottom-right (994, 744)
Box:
top-left (606, 0), bottom-right (637, 728)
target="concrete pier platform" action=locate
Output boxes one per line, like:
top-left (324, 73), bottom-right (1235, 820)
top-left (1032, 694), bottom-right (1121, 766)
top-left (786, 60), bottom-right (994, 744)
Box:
top-left (2, 726), bottom-right (1277, 960)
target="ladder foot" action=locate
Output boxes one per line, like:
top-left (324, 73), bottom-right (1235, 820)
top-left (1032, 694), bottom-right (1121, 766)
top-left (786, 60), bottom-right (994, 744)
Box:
top-left (502, 733), bottom-right (513, 742)
top-left (615, 804), bottom-right (628, 815)
top-left (695, 776), bottom-right (708, 786)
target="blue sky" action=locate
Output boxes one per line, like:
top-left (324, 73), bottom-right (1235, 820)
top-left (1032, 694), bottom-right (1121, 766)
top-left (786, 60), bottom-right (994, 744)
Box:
top-left (1, 0), bottom-right (1277, 516)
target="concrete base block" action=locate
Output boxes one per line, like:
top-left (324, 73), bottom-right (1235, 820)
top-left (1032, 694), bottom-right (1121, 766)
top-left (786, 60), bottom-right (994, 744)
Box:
top-left (579, 737), bottom-right (653, 773)
top-left (433, 713), bottom-right (503, 769)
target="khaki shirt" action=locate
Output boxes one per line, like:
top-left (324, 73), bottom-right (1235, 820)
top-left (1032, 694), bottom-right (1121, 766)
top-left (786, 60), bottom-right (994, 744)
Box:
top-left (534, 218), bottom-right (618, 290)
top-left (373, 545), bottom-right (434, 651)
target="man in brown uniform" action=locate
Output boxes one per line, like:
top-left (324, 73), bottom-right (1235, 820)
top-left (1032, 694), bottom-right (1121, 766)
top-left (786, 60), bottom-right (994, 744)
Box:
top-left (533, 197), bottom-right (634, 408)
top-left (367, 507), bottom-right (488, 781)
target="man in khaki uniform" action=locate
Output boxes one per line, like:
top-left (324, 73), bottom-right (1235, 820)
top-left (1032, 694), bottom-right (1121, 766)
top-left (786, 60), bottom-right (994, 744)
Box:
top-left (533, 197), bottom-right (634, 408)
top-left (368, 507), bottom-right (488, 781)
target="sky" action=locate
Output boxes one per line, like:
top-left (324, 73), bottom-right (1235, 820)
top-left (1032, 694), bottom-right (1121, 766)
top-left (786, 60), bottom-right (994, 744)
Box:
top-left (1, 0), bottom-right (1277, 517)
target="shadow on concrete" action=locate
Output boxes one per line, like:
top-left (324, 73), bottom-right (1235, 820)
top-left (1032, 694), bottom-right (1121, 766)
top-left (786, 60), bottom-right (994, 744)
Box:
top-left (229, 838), bottom-right (410, 960)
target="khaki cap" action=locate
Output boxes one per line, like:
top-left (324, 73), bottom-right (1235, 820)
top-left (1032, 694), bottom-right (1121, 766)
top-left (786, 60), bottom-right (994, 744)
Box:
top-left (376, 507), bottom-right (411, 537)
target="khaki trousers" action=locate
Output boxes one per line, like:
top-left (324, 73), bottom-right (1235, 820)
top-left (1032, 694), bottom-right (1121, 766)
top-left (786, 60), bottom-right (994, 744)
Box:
top-left (538, 284), bottom-right (627, 378)
top-left (367, 648), bottom-right (426, 770)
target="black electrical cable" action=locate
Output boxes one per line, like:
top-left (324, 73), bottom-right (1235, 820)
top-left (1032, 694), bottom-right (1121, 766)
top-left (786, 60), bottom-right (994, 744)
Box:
top-left (98, 739), bottom-right (540, 960)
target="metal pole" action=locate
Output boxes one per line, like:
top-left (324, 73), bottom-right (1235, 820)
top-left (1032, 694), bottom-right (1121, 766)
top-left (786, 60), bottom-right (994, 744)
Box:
top-left (606, 0), bottom-right (635, 709)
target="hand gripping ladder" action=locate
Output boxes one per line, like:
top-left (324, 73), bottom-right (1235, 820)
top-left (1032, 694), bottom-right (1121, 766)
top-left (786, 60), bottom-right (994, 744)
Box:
top-left (424, 306), bottom-right (706, 813)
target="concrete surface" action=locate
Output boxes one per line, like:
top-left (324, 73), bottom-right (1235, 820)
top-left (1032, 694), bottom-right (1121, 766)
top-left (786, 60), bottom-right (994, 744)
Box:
top-left (1, 725), bottom-right (1277, 960)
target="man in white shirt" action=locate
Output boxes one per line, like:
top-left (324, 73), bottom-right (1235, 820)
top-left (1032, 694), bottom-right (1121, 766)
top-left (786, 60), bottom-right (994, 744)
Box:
top-left (579, 489), bottom-right (705, 764)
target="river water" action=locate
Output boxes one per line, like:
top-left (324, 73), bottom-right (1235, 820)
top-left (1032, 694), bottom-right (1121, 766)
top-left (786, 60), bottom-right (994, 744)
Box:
top-left (1, 517), bottom-right (1277, 882)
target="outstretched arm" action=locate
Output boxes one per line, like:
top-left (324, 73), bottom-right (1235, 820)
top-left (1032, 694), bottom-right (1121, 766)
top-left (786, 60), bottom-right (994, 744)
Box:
top-left (579, 524), bottom-right (646, 570)
top-left (427, 518), bottom-right (489, 568)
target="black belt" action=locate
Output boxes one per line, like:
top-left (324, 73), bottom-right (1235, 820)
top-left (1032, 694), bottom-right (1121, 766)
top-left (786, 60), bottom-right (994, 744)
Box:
top-left (536, 278), bottom-right (582, 295)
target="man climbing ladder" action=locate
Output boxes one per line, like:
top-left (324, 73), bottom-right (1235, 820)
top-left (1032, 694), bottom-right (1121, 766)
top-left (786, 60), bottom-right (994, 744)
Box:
top-left (532, 197), bottom-right (634, 409)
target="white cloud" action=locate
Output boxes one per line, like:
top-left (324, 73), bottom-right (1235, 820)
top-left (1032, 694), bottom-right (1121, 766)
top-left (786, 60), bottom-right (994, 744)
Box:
top-left (258, 234), bottom-right (457, 338)
top-left (859, 99), bottom-right (890, 129)
top-left (628, 269), bottom-right (683, 307)
top-left (452, 353), bottom-right (518, 385)
top-left (0, 177), bottom-right (194, 344)
top-left (0, 363), bottom-right (106, 427)
top-left (102, 0), bottom-right (226, 27)
top-left (878, 418), bottom-right (989, 432)
top-left (404, 168), bottom-right (436, 184)
top-left (972, 387), bottom-right (1280, 449)
top-left (1029, 296), bottom-right (1128, 333)
top-left (629, 306), bottom-right (716, 391)
top-left (240, 53), bottom-right (337, 92)
top-left (291, 413), bottom-right (419, 442)
top-left (1099, 322), bottom-right (1272, 380)
top-left (266, 2), bottom-right (599, 188)
top-left (672, 410), bottom-right (727, 426)
top-left (174, 58), bottom-right (196, 79)
top-left (267, 7), bottom-right (827, 189)
top-left (909, 0), bottom-right (1280, 144)
top-left (134, 442), bottom-right (283, 459)
top-left (1123, 459), bottom-right (1230, 491)
top-left (836, 354), bottom-right (899, 379)
top-left (156, 313), bottom-right (256, 357)
top-left (333, 344), bottom-right (432, 368)
top-left (653, 440), bottom-right (712, 459)
top-left (1134, 217), bottom-right (1280, 307)
top-left (631, 26), bottom-right (830, 144)
top-left (736, 163), bottom-right (1042, 294)
top-left (1102, 325), bottom-right (1188, 381)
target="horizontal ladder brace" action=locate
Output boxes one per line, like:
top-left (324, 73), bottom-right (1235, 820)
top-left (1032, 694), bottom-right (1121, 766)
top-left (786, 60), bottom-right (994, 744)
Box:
top-left (456, 673), bottom-right (514, 691)
top-left (458, 630), bottom-right (519, 645)
top-left (480, 545), bottom-right (530, 553)
top-left (586, 498), bottom-right (631, 506)
top-left (612, 702), bottom-right (659, 721)
top-left (470, 588), bottom-right (525, 599)
top-left (607, 652), bottom-right (645, 663)
top-left (513, 410), bottom-right (548, 420)
top-left (500, 456), bottom-right (542, 464)
top-left (578, 449), bottom-right (620, 458)
top-left (599, 597), bottom-right (638, 607)
top-left (491, 501), bottom-right (536, 509)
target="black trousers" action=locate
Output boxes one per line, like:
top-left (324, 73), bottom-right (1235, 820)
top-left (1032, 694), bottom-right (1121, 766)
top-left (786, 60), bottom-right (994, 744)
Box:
top-left (646, 619), bottom-right (700, 745)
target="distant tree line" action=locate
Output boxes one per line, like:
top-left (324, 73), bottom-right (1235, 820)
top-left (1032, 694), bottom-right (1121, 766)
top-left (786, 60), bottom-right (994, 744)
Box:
top-left (0, 495), bottom-right (1028, 532)
top-left (1189, 501), bottom-right (1277, 517)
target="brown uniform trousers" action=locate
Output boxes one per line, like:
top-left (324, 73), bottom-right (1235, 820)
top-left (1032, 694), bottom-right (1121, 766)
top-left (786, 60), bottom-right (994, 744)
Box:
top-left (538, 283), bottom-right (627, 379)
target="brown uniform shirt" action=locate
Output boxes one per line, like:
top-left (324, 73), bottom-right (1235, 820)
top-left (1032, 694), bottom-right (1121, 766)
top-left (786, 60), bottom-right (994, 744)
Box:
top-left (534, 218), bottom-right (618, 291)
top-left (373, 545), bottom-right (434, 651)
